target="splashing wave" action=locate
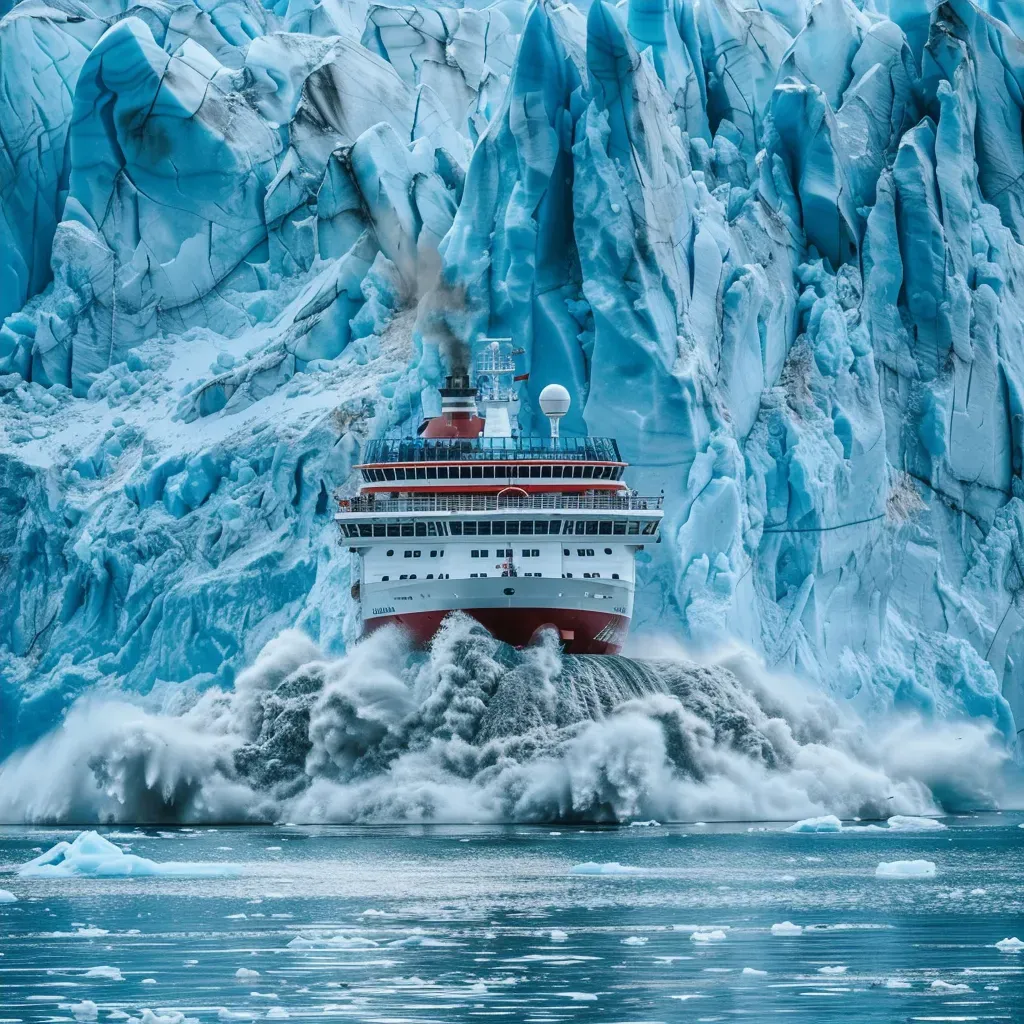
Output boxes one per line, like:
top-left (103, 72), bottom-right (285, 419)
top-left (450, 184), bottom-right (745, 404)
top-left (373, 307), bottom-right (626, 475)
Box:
top-left (0, 616), bottom-right (1009, 823)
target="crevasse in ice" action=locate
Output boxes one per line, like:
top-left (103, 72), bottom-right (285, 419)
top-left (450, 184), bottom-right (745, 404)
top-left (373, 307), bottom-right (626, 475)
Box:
top-left (1, 0), bottom-right (1022, 758)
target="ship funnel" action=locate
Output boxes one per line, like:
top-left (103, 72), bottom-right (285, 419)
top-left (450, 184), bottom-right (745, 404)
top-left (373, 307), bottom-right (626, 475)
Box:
top-left (539, 383), bottom-right (571, 440)
top-left (439, 373), bottom-right (478, 419)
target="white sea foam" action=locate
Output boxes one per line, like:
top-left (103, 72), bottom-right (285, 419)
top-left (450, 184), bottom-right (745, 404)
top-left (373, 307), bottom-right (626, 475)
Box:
top-left (0, 625), bottom-right (1010, 824)
top-left (549, 930), bottom-right (568, 942)
top-left (818, 965), bottom-right (847, 975)
top-left (875, 860), bottom-right (937, 878)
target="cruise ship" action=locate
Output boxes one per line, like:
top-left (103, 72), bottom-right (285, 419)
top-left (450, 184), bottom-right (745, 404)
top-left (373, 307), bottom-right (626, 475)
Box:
top-left (335, 343), bottom-right (663, 654)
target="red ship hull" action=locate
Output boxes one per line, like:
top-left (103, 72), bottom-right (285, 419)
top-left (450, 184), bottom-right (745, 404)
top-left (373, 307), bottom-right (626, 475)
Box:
top-left (365, 608), bottom-right (629, 655)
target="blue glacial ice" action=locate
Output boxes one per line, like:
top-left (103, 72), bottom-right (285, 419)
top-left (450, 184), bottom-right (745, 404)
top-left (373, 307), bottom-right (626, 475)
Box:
top-left (19, 829), bottom-right (242, 877)
top-left (1, 0), bottom-right (1024, 820)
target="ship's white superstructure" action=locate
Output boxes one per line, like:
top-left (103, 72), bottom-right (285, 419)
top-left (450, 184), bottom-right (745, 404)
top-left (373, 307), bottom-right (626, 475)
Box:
top-left (336, 344), bottom-right (662, 653)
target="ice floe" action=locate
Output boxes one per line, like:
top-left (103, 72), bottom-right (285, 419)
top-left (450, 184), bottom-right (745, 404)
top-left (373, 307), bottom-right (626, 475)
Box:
top-left (19, 831), bottom-right (241, 878)
top-left (0, 889), bottom-right (17, 903)
top-left (770, 922), bottom-right (803, 936)
top-left (875, 860), bottom-right (937, 878)
top-left (786, 815), bottom-right (843, 833)
top-left (570, 862), bottom-right (645, 875)
top-left (994, 937), bottom-right (1024, 952)
top-left (690, 930), bottom-right (727, 943)
top-left (82, 966), bottom-right (123, 981)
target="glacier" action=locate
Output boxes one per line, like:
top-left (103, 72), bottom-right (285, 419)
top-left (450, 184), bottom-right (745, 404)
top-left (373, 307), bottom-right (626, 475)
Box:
top-left (1, 0), bottom-right (1024, 820)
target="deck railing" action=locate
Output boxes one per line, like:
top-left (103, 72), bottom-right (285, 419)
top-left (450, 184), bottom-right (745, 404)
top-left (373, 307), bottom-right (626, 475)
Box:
top-left (360, 436), bottom-right (622, 465)
top-left (339, 493), bottom-right (663, 514)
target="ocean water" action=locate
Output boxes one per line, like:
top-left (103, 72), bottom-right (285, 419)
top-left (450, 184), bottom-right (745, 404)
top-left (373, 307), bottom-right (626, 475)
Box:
top-left (1, 817), bottom-right (1022, 1023)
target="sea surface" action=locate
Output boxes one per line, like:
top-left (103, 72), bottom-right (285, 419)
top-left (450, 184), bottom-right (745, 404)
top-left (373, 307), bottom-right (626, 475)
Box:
top-left (1, 817), bottom-right (1022, 1023)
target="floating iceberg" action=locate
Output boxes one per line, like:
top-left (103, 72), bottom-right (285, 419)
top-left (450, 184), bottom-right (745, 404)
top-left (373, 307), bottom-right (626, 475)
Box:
top-left (19, 831), bottom-right (241, 878)
top-left (994, 937), bottom-right (1024, 952)
top-left (786, 815), bottom-right (843, 833)
top-left (875, 859), bottom-right (937, 878)
top-left (770, 921), bottom-right (803, 936)
top-left (82, 966), bottom-right (124, 981)
top-left (691, 929), bottom-right (728, 943)
top-left (570, 862), bottom-right (645, 875)
top-left (0, 889), bottom-right (16, 902)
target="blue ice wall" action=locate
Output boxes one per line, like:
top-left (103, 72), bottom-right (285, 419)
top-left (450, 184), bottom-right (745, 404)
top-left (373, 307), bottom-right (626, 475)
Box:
top-left (1, 0), bottom-right (1022, 756)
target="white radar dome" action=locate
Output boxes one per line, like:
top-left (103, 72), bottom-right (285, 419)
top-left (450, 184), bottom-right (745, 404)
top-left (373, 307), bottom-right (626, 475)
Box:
top-left (539, 383), bottom-right (571, 418)
top-left (538, 383), bottom-right (571, 439)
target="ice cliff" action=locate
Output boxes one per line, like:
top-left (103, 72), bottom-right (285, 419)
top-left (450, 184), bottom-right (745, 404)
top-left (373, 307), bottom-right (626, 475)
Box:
top-left (1, 0), bottom-right (1024, 783)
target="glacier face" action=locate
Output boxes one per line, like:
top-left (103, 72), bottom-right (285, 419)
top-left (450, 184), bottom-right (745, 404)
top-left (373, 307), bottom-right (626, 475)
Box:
top-left (1, 0), bottom-right (1023, 777)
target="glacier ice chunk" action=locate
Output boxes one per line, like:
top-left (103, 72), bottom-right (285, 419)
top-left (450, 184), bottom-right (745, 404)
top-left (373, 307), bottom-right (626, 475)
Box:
top-left (875, 859), bottom-right (937, 878)
top-left (19, 831), bottom-right (241, 878)
top-left (786, 814), bottom-right (843, 833)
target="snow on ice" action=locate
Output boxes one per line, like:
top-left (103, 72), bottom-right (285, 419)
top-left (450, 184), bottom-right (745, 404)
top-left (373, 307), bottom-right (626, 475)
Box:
top-left (0, 0), bottom-right (1023, 823)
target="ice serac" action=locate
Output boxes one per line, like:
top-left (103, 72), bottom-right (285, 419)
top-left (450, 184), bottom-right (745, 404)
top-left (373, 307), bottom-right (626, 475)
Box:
top-left (1, 0), bottom-right (1024, 790)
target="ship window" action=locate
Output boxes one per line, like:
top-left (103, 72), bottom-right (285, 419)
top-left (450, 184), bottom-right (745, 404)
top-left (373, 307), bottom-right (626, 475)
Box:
top-left (552, 466), bottom-right (562, 477)
top-left (478, 521), bottom-right (491, 535)
top-left (483, 465), bottom-right (495, 479)
top-left (530, 466), bottom-right (540, 478)
top-left (470, 573), bottom-right (478, 578)
top-left (480, 549), bottom-right (489, 558)
top-left (415, 522), bottom-right (426, 536)
top-left (534, 521), bottom-right (548, 534)
top-left (582, 466), bottom-right (592, 478)
top-left (605, 547), bottom-right (613, 554)
top-left (587, 549), bottom-right (594, 556)
top-left (628, 521), bottom-right (640, 534)
top-left (382, 575), bottom-right (389, 581)
top-left (575, 521), bottom-right (585, 534)
top-left (427, 522), bottom-right (437, 536)
top-left (578, 549), bottom-right (586, 556)
top-left (463, 521), bottom-right (476, 535)
top-left (437, 467), bottom-right (448, 479)
top-left (416, 468), bottom-right (426, 480)
top-left (599, 521), bottom-right (612, 534)
top-left (583, 572), bottom-right (591, 578)
top-left (541, 465), bottom-right (552, 478)
top-left (415, 550), bottom-right (421, 557)
top-left (404, 551), bottom-right (412, 558)
top-left (522, 549), bottom-right (530, 558)
top-left (612, 573), bottom-right (620, 579)
top-left (480, 573), bottom-right (487, 577)
top-left (563, 549), bottom-right (570, 556)
top-left (427, 467), bottom-right (437, 479)
top-left (400, 574), bottom-right (408, 580)
top-left (492, 522), bottom-right (505, 535)
top-left (593, 572), bottom-right (600, 578)
top-left (409, 574), bottom-right (417, 579)
top-left (373, 525), bottom-right (385, 537)
top-left (427, 573), bottom-right (434, 579)
top-left (472, 466), bottom-right (483, 479)
top-left (359, 525), bottom-right (371, 537)
top-left (520, 521), bottom-right (533, 535)
top-left (573, 466), bottom-right (583, 478)
top-left (430, 550), bottom-right (437, 557)
top-left (450, 522), bottom-right (462, 535)
top-left (613, 522), bottom-right (625, 534)
top-left (439, 550), bottom-right (445, 556)
top-left (471, 550), bottom-right (479, 558)
top-left (386, 549), bottom-right (394, 556)
top-left (585, 521), bottom-right (597, 535)
top-left (506, 521), bottom-right (519, 535)
top-left (384, 524), bottom-right (396, 537)
top-left (384, 468), bottom-right (395, 481)
top-left (566, 572), bottom-right (573, 578)
top-left (401, 524), bottom-right (413, 537)
top-left (504, 587), bottom-right (515, 596)
top-left (643, 522), bottom-right (657, 534)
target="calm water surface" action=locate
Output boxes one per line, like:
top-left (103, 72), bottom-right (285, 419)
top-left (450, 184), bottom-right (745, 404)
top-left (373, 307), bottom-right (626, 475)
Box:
top-left (1, 817), bottom-right (1022, 1023)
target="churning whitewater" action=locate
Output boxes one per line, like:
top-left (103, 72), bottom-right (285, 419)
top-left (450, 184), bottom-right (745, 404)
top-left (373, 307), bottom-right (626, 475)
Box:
top-left (0, 616), bottom-right (1008, 824)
